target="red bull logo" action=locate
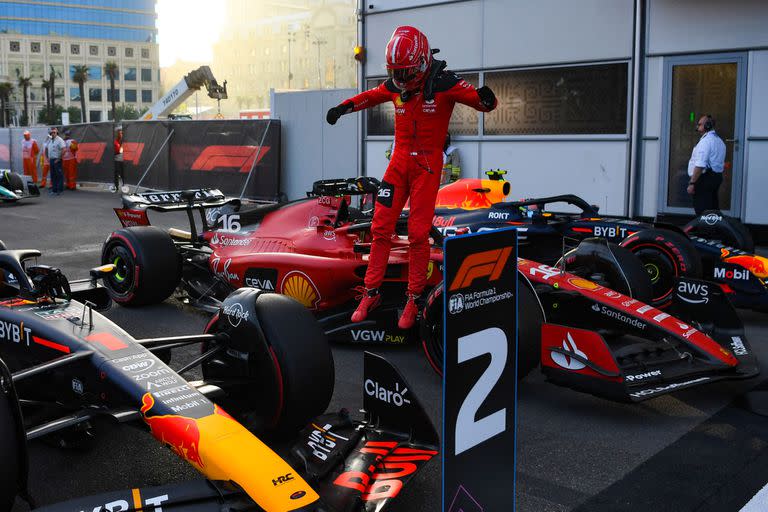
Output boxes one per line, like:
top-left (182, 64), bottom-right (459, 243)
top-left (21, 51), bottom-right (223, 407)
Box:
top-left (725, 255), bottom-right (768, 279)
top-left (141, 393), bottom-right (204, 468)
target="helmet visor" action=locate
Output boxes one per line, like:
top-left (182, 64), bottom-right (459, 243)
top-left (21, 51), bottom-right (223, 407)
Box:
top-left (387, 66), bottom-right (419, 88)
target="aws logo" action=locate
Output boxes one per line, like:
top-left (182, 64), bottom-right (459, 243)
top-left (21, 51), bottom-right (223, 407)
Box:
top-left (190, 145), bottom-right (271, 173)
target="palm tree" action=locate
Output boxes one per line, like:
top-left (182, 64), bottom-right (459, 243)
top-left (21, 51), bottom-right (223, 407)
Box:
top-left (0, 82), bottom-right (12, 127)
top-left (41, 78), bottom-right (51, 113)
top-left (16, 72), bottom-right (32, 126)
top-left (48, 65), bottom-right (62, 125)
top-left (72, 64), bottom-right (89, 122)
top-left (104, 61), bottom-right (119, 122)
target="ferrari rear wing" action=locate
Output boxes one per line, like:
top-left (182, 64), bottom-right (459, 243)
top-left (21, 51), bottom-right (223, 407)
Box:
top-left (121, 188), bottom-right (233, 210)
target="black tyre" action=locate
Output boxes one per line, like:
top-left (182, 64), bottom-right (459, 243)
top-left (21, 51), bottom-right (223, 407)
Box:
top-left (684, 211), bottom-right (755, 252)
top-left (0, 361), bottom-right (26, 512)
top-left (560, 239), bottom-right (653, 304)
top-left (204, 291), bottom-right (334, 436)
top-left (6, 173), bottom-right (23, 194)
top-left (420, 276), bottom-right (542, 379)
top-left (620, 229), bottom-right (702, 308)
top-left (101, 227), bottom-right (181, 306)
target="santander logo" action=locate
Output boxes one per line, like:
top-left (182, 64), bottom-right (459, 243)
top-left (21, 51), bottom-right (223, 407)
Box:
top-left (551, 332), bottom-right (587, 371)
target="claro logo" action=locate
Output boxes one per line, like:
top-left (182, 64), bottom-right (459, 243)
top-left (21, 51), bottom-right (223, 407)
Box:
top-left (190, 145), bottom-right (271, 173)
top-left (449, 247), bottom-right (513, 291)
top-left (365, 379), bottom-right (411, 407)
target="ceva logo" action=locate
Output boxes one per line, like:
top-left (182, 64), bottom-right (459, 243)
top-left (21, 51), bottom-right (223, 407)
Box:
top-left (551, 332), bottom-right (587, 370)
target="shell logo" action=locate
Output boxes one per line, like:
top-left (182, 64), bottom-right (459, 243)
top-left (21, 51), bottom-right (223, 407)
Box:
top-left (394, 96), bottom-right (404, 107)
top-left (568, 277), bottom-right (601, 291)
top-left (281, 271), bottom-right (321, 309)
top-left (426, 261), bottom-right (435, 280)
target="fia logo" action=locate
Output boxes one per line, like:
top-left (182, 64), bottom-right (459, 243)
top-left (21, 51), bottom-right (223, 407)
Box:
top-left (448, 294), bottom-right (464, 314)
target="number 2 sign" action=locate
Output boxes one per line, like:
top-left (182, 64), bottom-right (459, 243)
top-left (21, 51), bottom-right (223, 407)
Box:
top-left (443, 228), bottom-right (518, 512)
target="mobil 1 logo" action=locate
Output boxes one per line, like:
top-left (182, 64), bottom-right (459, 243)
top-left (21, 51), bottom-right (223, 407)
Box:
top-left (443, 227), bottom-right (517, 511)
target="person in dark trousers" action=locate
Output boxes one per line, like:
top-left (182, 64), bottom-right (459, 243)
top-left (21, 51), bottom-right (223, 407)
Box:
top-left (326, 25), bottom-right (498, 329)
top-left (113, 127), bottom-right (124, 193)
top-left (45, 127), bottom-right (66, 196)
top-left (687, 114), bottom-right (726, 214)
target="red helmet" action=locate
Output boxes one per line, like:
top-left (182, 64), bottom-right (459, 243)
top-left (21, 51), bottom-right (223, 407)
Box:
top-left (385, 26), bottom-right (431, 91)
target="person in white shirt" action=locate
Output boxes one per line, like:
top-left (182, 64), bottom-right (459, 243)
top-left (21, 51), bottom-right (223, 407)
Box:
top-left (686, 114), bottom-right (726, 214)
top-left (44, 127), bottom-right (66, 196)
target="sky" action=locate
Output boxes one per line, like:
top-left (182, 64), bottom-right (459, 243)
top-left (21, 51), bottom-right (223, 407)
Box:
top-left (156, 0), bottom-right (227, 68)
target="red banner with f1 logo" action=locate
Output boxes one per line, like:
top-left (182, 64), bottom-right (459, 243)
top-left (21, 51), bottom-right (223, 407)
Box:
top-left (443, 227), bottom-right (518, 511)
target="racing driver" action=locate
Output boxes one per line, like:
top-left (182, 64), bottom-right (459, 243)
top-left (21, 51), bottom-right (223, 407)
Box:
top-left (326, 25), bottom-right (498, 329)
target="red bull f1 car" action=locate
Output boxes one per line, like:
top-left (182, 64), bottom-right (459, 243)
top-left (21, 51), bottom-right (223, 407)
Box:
top-left (0, 241), bottom-right (438, 512)
top-left (429, 172), bottom-right (768, 312)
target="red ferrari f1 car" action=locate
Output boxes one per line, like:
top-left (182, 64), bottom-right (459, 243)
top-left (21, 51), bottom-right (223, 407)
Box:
top-left (99, 181), bottom-right (759, 403)
top-left (0, 240), bottom-right (438, 512)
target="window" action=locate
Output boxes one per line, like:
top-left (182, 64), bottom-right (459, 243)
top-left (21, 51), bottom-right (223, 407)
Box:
top-left (89, 88), bottom-right (102, 101)
top-left (124, 67), bottom-right (136, 81)
top-left (124, 89), bottom-right (137, 102)
top-left (88, 65), bottom-right (102, 80)
top-left (125, 47), bottom-right (134, 57)
top-left (31, 42), bottom-right (41, 53)
top-left (89, 110), bottom-right (101, 122)
top-left (141, 48), bottom-right (149, 59)
top-left (70, 44), bottom-right (80, 55)
top-left (89, 45), bottom-right (98, 56)
top-left (141, 89), bottom-right (152, 103)
top-left (50, 64), bottom-right (64, 80)
top-left (50, 43), bottom-right (60, 54)
top-left (108, 46), bottom-right (116, 56)
top-left (483, 63), bottom-right (628, 135)
top-left (107, 88), bottom-right (120, 102)
top-left (140, 68), bottom-right (152, 82)
top-left (10, 41), bottom-right (20, 52)
top-left (30, 63), bottom-right (44, 79)
top-left (70, 87), bottom-right (81, 101)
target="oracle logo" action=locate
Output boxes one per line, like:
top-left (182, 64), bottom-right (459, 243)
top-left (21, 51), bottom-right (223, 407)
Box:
top-left (190, 145), bottom-right (271, 173)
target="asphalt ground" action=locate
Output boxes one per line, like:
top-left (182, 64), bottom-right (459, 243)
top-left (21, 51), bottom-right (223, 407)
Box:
top-left (4, 186), bottom-right (768, 512)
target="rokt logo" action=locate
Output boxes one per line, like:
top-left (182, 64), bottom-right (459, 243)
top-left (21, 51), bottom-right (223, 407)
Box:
top-left (551, 332), bottom-right (587, 370)
top-left (449, 247), bottom-right (513, 291)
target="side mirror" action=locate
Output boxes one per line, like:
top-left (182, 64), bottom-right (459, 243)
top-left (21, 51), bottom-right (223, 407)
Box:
top-left (89, 263), bottom-right (116, 281)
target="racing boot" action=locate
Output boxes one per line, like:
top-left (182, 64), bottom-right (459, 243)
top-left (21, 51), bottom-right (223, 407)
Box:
top-left (398, 294), bottom-right (420, 330)
top-left (351, 288), bottom-right (381, 323)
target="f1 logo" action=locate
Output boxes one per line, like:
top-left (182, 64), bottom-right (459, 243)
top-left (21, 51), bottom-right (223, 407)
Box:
top-left (449, 247), bottom-right (513, 291)
top-left (191, 145), bottom-right (271, 173)
top-left (76, 142), bottom-right (106, 164)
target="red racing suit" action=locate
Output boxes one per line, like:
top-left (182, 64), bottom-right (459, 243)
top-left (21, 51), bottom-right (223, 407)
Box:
top-left (342, 66), bottom-right (496, 295)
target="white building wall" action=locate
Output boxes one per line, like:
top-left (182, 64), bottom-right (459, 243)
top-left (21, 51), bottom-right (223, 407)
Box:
top-left (743, 50), bottom-right (768, 224)
top-left (639, 57), bottom-right (664, 217)
top-left (647, 0), bottom-right (768, 55)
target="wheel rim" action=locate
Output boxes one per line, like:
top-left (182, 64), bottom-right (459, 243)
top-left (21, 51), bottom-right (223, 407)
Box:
top-left (105, 244), bottom-right (135, 295)
top-left (631, 246), bottom-right (677, 304)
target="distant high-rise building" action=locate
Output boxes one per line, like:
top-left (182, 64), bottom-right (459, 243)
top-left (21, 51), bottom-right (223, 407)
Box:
top-left (0, 0), bottom-right (159, 124)
top-left (212, 0), bottom-right (357, 117)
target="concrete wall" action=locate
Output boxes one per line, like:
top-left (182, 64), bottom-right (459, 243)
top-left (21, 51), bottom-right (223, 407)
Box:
top-left (272, 88), bottom-right (358, 200)
top-left (743, 50), bottom-right (768, 224)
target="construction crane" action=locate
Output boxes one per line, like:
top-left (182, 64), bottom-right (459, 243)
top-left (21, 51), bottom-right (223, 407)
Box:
top-left (141, 66), bottom-right (227, 120)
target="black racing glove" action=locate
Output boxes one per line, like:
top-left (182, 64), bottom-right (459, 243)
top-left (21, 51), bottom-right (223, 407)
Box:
top-left (477, 86), bottom-right (497, 110)
top-left (326, 102), bottom-right (353, 125)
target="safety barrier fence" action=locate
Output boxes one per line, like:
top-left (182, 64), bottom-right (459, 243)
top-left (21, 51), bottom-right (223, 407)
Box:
top-left (0, 119), bottom-right (281, 200)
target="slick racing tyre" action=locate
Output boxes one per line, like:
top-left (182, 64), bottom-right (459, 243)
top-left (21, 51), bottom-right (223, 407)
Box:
top-left (684, 211), bottom-right (755, 252)
top-left (420, 277), bottom-right (542, 379)
top-left (5, 172), bottom-right (24, 194)
top-left (560, 239), bottom-right (653, 304)
top-left (619, 229), bottom-right (702, 308)
top-left (101, 226), bottom-right (181, 306)
top-left (203, 290), bottom-right (334, 437)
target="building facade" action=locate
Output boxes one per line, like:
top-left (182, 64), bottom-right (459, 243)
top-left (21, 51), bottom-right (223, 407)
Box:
top-left (359, 0), bottom-right (768, 224)
top-left (212, 0), bottom-right (357, 117)
top-left (0, 0), bottom-right (160, 124)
